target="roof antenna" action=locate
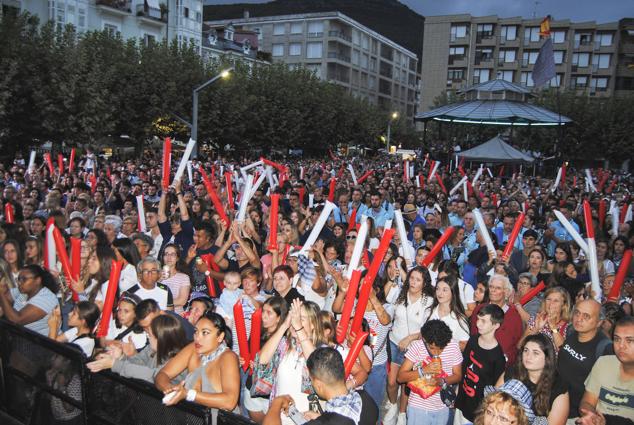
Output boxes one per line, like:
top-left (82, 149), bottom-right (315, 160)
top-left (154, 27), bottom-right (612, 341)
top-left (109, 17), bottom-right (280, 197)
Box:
top-left (532, 1), bottom-right (541, 18)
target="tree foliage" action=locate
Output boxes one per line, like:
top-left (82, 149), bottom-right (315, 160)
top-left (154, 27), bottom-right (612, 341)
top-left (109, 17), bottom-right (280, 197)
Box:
top-left (0, 13), bottom-right (392, 155)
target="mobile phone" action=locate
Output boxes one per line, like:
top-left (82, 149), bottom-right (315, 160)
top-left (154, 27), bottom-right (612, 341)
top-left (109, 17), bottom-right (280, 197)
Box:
top-left (287, 405), bottom-right (307, 425)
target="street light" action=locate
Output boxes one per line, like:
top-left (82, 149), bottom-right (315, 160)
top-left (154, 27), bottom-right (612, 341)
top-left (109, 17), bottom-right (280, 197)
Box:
top-left (386, 111), bottom-right (399, 152)
top-left (191, 67), bottom-right (234, 155)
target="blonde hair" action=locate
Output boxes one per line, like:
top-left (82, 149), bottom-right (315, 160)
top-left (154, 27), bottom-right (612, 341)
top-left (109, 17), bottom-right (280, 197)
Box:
top-left (287, 301), bottom-right (326, 348)
top-left (539, 286), bottom-right (572, 322)
top-left (473, 392), bottom-right (530, 425)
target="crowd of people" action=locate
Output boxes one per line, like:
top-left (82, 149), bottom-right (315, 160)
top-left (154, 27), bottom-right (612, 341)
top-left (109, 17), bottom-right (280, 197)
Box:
top-left (0, 146), bottom-right (633, 425)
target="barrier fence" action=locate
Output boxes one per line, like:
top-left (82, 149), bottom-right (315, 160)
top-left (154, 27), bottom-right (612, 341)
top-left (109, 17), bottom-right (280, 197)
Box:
top-left (0, 319), bottom-right (255, 425)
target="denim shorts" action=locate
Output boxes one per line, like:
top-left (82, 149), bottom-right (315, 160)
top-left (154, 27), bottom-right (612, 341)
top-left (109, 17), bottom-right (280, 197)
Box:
top-left (389, 339), bottom-right (406, 365)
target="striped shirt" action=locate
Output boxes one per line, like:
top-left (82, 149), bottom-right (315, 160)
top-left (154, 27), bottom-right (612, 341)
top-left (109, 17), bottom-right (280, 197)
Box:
top-left (405, 340), bottom-right (462, 412)
top-left (364, 306), bottom-right (393, 365)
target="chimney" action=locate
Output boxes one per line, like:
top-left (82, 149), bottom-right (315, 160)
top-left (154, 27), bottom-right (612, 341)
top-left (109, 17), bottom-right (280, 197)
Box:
top-left (243, 10), bottom-right (250, 19)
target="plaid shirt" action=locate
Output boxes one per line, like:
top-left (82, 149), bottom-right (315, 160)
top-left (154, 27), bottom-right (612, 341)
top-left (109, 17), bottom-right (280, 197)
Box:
top-left (325, 391), bottom-right (362, 425)
top-left (297, 254), bottom-right (317, 287)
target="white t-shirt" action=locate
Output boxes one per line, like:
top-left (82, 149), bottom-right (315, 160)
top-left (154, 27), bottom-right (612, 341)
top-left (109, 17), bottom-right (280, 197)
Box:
top-left (128, 283), bottom-right (173, 310)
top-left (458, 278), bottom-right (475, 311)
top-left (64, 327), bottom-right (95, 357)
top-left (427, 306), bottom-right (470, 343)
top-left (105, 320), bottom-right (148, 350)
top-left (390, 293), bottom-right (433, 345)
top-left (119, 264), bottom-right (139, 293)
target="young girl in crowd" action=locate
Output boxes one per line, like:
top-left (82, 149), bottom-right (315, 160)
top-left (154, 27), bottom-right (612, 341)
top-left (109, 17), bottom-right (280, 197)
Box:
top-left (99, 292), bottom-right (147, 351)
top-left (48, 301), bottom-right (100, 357)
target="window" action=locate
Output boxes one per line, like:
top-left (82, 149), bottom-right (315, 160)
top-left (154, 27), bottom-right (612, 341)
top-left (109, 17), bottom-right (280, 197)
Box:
top-left (306, 63), bottom-right (322, 79)
top-left (183, 7), bottom-right (189, 18)
top-left (575, 32), bottom-right (592, 47)
top-left (473, 68), bottom-right (490, 83)
top-left (307, 21), bottom-right (323, 36)
top-left (144, 34), bottom-right (156, 46)
top-left (289, 43), bottom-right (301, 56)
top-left (572, 52), bottom-right (590, 67)
top-left (361, 53), bottom-right (369, 69)
top-left (290, 22), bottom-right (302, 34)
top-left (369, 75), bottom-right (376, 90)
top-left (447, 69), bottom-right (465, 81)
top-left (522, 51), bottom-right (539, 65)
top-left (78, 8), bottom-right (86, 29)
top-left (572, 75), bottom-right (588, 88)
top-left (592, 53), bottom-right (611, 69)
top-left (370, 57), bottom-right (377, 71)
top-left (498, 49), bottom-right (516, 63)
top-left (596, 33), bottom-right (613, 46)
top-left (306, 41), bottom-right (322, 59)
top-left (362, 35), bottom-right (369, 50)
top-left (498, 70), bottom-right (514, 82)
top-left (552, 30), bottom-right (566, 43)
top-left (450, 25), bottom-right (468, 40)
top-left (477, 23), bottom-right (494, 38)
top-left (524, 27), bottom-right (540, 42)
top-left (104, 23), bottom-right (120, 37)
top-left (253, 27), bottom-right (262, 41)
top-left (520, 71), bottom-right (534, 87)
top-left (554, 51), bottom-right (565, 64)
top-left (272, 43), bottom-right (284, 57)
top-left (500, 25), bottom-right (517, 41)
top-left (475, 47), bottom-right (493, 62)
top-left (273, 23), bottom-right (285, 35)
top-left (449, 46), bottom-right (466, 56)
top-left (352, 29), bottom-right (360, 45)
top-left (352, 50), bottom-right (359, 65)
top-left (591, 77), bottom-right (608, 90)
top-left (546, 74), bottom-right (562, 88)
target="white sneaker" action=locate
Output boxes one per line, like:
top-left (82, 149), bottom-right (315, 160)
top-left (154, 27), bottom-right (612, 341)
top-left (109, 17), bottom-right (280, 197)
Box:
top-left (382, 400), bottom-right (398, 425)
top-left (396, 412), bottom-right (407, 425)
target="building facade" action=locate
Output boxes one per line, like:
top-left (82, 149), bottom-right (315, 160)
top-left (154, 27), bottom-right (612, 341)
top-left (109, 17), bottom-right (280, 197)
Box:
top-left (1, 0), bottom-right (203, 51)
top-left (205, 11), bottom-right (420, 119)
top-left (420, 14), bottom-right (634, 111)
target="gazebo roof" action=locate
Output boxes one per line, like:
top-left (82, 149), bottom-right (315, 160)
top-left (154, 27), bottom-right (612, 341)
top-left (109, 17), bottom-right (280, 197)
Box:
top-left (416, 79), bottom-right (572, 126)
top-left (457, 135), bottom-right (535, 164)
top-left (459, 79), bottom-right (534, 95)
top-left (415, 99), bottom-right (572, 126)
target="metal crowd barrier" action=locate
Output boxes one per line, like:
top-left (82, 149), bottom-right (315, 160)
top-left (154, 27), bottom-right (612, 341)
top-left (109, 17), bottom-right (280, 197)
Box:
top-left (0, 319), bottom-right (255, 425)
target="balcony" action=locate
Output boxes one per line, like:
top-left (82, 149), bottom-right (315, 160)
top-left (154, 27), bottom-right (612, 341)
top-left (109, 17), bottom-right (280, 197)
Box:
top-left (136, 4), bottom-right (166, 23)
top-left (574, 38), bottom-right (593, 49)
top-left (328, 31), bottom-right (352, 42)
top-left (476, 32), bottom-right (495, 44)
top-left (96, 0), bottom-right (131, 15)
top-left (327, 51), bottom-right (351, 62)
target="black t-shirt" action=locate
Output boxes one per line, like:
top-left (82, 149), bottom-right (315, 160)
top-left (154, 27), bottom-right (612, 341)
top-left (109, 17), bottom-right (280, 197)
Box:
top-left (557, 331), bottom-right (612, 418)
top-left (305, 391), bottom-right (377, 425)
top-left (276, 287), bottom-right (305, 305)
top-left (455, 335), bottom-right (506, 421)
top-left (190, 246), bottom-right (220, 297)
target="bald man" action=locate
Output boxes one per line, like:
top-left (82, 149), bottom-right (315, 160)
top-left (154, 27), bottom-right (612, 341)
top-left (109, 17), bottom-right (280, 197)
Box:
top-left (557, 299), bottom-right (613, 424)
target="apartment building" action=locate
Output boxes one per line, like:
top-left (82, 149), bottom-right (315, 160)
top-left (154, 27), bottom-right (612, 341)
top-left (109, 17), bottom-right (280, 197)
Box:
top-left (1, 0), bottom-right (203, 51)
top-left (205, 11), bottom-right (420, 118)
top-left (420, 14), bottom-right (634, 111)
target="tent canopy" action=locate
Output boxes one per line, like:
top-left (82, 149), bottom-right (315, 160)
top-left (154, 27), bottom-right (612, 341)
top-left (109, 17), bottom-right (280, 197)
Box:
top-left (457, 135), bottom-right (535, 164)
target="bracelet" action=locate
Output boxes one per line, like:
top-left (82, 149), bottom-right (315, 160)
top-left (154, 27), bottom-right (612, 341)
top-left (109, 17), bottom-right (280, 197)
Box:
top-left (186, 389), bottom-right (197, 402)
top-left (293, 326), bottom-right (304, 332)
top-left (176, 192), bottom-right (183, 196)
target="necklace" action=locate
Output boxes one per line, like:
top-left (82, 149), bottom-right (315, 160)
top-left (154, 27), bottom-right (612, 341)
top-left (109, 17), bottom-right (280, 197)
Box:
top-left (200, 342), bottom-right (227, 366)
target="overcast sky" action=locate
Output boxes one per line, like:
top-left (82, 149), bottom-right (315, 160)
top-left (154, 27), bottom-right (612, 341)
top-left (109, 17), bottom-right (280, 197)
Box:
top-left (207, 0), bottom-right (634, 24)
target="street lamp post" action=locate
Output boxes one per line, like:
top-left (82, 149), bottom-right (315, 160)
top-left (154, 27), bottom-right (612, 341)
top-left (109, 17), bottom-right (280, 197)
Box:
top-left (191, 67), bottom-right (233, 156)
top-left (386, 111), bottom-right (399, 152)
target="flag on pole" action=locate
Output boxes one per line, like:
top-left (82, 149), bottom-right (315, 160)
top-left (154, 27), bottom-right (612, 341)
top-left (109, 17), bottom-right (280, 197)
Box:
top-left (533, 16), bottom-right (556, 87)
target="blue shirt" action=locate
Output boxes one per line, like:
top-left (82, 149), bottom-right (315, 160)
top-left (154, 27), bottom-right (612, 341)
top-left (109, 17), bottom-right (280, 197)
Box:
top-left (365, 207), bottom-right (391, 227)
top-left (10, 287), bottom-right (58, 336)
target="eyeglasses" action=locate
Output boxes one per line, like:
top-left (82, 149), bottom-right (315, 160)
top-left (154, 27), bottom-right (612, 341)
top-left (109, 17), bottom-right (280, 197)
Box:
top-left (163, 252), bottom-right (178, 258)
top-left (17, 275), bottom-right (35, 283)
top-left (346, 235), bottom-right (357, 240)
top-left (141, 269), bottom-right (160, 275)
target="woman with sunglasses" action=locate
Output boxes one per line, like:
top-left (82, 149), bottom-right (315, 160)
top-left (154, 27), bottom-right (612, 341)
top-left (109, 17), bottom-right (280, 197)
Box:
top-left (0, 264), bottom-right (59, 336)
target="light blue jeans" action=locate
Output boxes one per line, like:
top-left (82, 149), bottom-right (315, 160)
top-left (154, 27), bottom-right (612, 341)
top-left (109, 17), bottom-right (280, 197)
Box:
top-left (407, 405), bottom-right (450, 425)
top-left (364, 363), bottom-right (387, 418)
